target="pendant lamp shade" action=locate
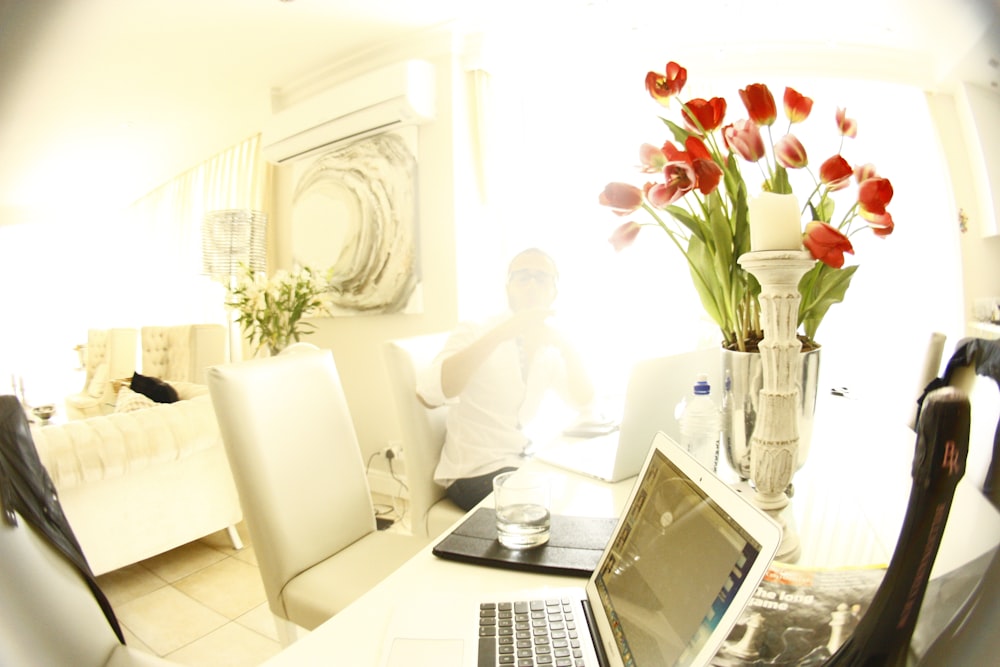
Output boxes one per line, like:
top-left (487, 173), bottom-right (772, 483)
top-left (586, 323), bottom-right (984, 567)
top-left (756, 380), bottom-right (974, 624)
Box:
top-left (202, 209), bottom-right (267, 280)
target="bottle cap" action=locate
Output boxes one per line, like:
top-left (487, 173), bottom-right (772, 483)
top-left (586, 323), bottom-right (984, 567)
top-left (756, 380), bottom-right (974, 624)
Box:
top-left (693, 373), bottom-right (710, 395)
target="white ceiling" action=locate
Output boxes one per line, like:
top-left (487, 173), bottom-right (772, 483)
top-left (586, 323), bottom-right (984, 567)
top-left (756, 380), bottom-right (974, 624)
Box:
top-left (0, 0), bottom-right (997, 224)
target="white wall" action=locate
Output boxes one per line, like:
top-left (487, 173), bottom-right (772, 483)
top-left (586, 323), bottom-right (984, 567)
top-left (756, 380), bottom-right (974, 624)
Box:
top-left (265, 35), bottom-right (473, 479)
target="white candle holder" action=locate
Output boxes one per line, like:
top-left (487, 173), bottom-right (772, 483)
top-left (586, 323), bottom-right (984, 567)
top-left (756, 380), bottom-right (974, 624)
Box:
top-left (738, 249), bottom-right (814, 561)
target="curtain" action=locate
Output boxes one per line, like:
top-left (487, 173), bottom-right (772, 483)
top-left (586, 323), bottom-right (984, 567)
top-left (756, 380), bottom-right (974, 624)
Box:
top-left (117, 134), bottom-right (272, 328)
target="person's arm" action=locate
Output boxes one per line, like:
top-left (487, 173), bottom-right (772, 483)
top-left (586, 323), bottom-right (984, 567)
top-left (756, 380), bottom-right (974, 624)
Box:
top-left (440, 309), bottom-right (553, 399)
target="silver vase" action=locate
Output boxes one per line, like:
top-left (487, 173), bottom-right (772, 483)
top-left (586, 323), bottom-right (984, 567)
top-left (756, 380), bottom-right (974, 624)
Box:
top-left (720, 346), bottom-right (821, 479)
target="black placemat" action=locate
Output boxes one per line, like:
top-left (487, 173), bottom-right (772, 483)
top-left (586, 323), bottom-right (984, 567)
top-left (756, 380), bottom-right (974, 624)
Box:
top-left (431, 507), bottom-right (619, 577)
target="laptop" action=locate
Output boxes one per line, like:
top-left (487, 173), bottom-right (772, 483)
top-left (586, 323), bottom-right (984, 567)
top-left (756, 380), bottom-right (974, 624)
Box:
top-left (379, 432), bottom-right (781, 667)
top-left (535, 348), bottom-right (720, 482)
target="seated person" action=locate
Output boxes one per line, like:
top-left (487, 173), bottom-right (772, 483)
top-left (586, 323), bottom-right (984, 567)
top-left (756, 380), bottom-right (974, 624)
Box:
top-left (417, 248), bottom-right (595, 510)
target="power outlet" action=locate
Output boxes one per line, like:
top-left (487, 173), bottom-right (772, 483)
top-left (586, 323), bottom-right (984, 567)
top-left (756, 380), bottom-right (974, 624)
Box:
top-left (382, 443), bottom-right (404, 461)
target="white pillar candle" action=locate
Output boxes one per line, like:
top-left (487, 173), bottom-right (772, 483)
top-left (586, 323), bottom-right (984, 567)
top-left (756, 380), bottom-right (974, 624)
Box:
top-left (749, 192), bottom-right (803, 251)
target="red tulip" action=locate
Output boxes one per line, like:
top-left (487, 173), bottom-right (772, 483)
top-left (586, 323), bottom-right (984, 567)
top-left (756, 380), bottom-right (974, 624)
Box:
top-left (639, 143), bottom-right (667, 173)
top-left (775, 134), bottom-right (808, 168)
top-left (819, 155), bottom-right (853, 191)
top-left (724, 119), bottom-right (765, 162)
top-left (836, 107), bottom-right (857, 138)
top-left (804, 221), bottom-right (854, 269)
top-left (739, 83), bottom-right (777, 126)
top-left (865, 211), bottom-right (895, 238)
top-left (857, 177), bottom-right (893, 216)
top-left (599, 182), bottom-right (643, 215)
top-left (783, 87), bottom-right (813, 123)
top-left (658, 137), bottom-right (722, 197)
top-left (682, 97), bottom-right (727, 133)
top-left (609, 221), bottom-right (642, 251)
top-left (645, 62), bottom-right (687, 105)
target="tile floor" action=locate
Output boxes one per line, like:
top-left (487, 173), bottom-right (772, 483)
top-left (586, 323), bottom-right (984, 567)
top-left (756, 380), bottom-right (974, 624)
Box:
top-left (96, 494), bottom-right (409, 666)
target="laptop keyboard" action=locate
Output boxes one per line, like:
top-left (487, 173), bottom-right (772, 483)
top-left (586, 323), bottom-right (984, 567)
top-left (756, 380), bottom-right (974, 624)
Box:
top-left (478, 598), bottom-right (587, 667)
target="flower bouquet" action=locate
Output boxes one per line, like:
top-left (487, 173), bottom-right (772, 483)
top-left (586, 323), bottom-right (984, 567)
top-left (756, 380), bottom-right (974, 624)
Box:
top-left (599, 61), bottom-right (896, 351)
top-left (227, 264), bottom-right (333, 355)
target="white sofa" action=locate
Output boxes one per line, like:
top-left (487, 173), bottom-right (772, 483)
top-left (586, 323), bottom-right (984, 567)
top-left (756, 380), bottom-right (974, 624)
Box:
top-left (31, 381), bottom-right (243, 575)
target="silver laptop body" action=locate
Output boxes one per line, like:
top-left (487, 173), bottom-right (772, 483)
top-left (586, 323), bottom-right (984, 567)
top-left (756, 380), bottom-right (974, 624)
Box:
top-left (380, 432), bottom-right (781, 667)
top-left (536, 348), bottom-right (721, 482)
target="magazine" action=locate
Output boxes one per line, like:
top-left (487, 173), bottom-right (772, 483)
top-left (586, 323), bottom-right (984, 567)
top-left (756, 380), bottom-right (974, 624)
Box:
top-left (711, 563), bottom-right (887, 666)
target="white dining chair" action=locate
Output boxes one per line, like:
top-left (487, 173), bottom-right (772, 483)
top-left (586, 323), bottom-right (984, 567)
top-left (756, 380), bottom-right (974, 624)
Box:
top-left (382, 334), bottom-right (465, 539)
top-left (207, 348), bottom-right (425, 644)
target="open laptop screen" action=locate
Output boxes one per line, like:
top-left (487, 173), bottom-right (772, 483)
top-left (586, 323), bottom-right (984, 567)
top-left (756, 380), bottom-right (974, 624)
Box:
top-left (593, 447), bottom-right (765, 666)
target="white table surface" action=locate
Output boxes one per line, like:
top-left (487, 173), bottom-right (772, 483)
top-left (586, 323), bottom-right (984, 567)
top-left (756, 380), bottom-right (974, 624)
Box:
top-left (262, 393), bottom-right (1000, 666)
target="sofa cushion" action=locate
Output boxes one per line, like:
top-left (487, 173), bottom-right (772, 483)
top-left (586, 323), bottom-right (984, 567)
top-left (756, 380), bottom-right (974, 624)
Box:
top-left (114, 386), bottom-right (156, 413)
top-left (86, 364), bottom-right (110, 399)
top-left (130, 372), bottom-right (178, 404)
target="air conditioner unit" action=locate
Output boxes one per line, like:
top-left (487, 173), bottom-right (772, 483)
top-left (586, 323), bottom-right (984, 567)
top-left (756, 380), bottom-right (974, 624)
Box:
top-left (261, 59), bottom-right (435, 165)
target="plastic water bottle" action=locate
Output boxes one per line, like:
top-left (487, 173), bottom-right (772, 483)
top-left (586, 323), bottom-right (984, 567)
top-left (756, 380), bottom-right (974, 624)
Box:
top-left (679, 374), bottom-right (720, 472)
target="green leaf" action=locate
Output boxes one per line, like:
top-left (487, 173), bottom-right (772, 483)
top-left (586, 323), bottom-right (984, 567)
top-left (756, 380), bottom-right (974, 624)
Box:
top-left (798, 263), bottom-right (858, 340)
top-left (816, 198), bottom-right (834, 223)
top-left (662, 118), bottom-right (692, 144)
top-left (686, 235), bottom-right (726, 330)
top-left (665, 205), bottom-right (708, 244)
top-left (771, 165), bottom-right (791, 194)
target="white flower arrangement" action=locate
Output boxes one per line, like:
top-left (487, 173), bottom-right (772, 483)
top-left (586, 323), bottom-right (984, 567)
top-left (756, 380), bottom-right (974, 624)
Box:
top-left (228, 264), bottom-right (333, 355)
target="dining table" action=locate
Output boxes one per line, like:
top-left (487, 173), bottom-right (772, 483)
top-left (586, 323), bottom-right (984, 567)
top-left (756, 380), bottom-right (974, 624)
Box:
top-left (260, 391), bottom-right (1000, 665)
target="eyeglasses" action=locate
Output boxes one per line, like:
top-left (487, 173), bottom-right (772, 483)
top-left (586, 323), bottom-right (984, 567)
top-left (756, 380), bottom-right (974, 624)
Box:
top-left (508, 269), bottom-right (557, 286)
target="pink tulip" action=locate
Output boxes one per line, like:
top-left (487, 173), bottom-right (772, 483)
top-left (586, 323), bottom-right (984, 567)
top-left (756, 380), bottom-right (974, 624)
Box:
top-left (598, 182), bottom-right (643, 215)
top-left (639, 143), bottom-right (667, 173)
top-left (724, 119), bottom-right (765, 162)
top-left (775, 135), bottom-right (808, 168)
top-left (609, 221), bottom-right (641, 251)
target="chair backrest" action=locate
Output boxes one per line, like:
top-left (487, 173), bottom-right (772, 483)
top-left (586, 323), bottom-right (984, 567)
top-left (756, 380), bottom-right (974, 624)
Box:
top-left (206, 349), bottom-right (377, 617)
top-left (1, 395), bottom-right (170, 666)
top-left (0, 510), bottom-right (123, 666)
top-left (141, 324), bottom-right (226, 384)
top-left (85, 327), bottom-right (138, 387)
top-left (382, 333), bottom-right (451, 538)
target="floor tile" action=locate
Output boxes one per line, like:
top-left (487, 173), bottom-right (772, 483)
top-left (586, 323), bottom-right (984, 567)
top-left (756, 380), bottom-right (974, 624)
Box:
top-left (165, 622), bottom-right (282, 667)
top-left (115, 586), bottom-right (228, 656)
top-left (232, 544), bottom-right (259, 567)
top-left (142, 540), bottom-right (229, 583)
top-left (97, 562), bottom-right (167, 606)
top-left (235, 603), bottom-right (280, 643)
top-left (173, 557), bottom-right (266, 620)
top-left (121, 625), bottom-right (155, 655)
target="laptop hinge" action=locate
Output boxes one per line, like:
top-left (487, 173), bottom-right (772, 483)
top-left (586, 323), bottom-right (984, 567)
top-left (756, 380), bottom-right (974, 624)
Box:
top-left (581, 599), bottom-right (611, 667)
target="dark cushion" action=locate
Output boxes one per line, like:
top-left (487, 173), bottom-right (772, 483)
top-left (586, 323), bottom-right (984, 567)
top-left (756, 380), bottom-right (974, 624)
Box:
top-left (129, 372), bottom-right (179, 404)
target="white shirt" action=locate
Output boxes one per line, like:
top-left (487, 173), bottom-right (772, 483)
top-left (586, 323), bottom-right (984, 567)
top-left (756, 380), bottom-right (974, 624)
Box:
top-left (417, 314), bottom-right (576, 487)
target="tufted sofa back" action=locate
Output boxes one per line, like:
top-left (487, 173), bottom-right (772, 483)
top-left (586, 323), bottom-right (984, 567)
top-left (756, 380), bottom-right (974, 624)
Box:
top-left (141, 324), bottom-right (225, 384)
